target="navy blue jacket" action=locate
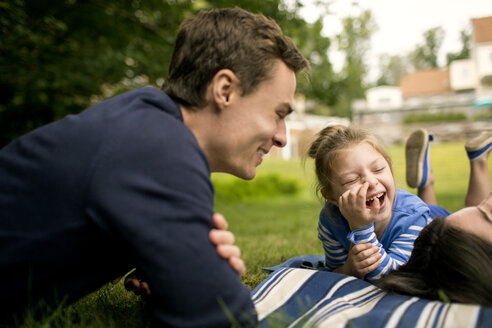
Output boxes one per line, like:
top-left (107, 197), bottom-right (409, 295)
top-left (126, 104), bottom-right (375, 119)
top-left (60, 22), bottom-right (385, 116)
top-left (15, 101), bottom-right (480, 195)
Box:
top-left (0, 87), bottom-right (256, 326)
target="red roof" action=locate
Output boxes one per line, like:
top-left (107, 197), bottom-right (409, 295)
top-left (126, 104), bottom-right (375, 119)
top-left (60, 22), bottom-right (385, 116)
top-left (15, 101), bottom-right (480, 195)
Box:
top-left (472, 16), bottom-right (492, 44)
top-left (399, 68), bottom-right (451, 98)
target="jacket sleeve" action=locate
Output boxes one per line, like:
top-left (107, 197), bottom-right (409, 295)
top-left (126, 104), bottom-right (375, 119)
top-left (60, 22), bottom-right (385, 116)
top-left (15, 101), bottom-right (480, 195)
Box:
top-left (317, 211), bottom-right (348, 271)
top-left (85, 110), bottom-right (257, 327)
top-left (347, 214), bottom-right (431, 282)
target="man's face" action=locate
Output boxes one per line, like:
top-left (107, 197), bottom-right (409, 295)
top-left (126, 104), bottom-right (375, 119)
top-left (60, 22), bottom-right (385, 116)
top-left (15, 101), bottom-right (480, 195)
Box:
top-left (211, 60), bottom-right (296, 180)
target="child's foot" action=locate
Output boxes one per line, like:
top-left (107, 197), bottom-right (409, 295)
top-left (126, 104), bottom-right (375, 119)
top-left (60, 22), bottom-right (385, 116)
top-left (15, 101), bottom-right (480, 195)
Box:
top-left (465, 131), bottom-right (492, 161)
top-left (405, 129), bottom-right (433, 188)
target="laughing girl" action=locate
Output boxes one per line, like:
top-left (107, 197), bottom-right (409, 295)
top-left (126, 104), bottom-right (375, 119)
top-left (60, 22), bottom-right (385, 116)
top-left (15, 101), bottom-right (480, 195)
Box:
top-left (308, 125), bottom-right (441, 282)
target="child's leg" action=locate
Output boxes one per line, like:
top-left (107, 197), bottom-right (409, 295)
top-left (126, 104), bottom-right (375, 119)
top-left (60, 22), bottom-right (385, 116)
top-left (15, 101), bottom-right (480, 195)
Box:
top-left (464, 131), bottom-right (492, 207)
top-left (406, 129), bottom-right (437, 204)
top-left (418, 165), bottom-right (437, 205)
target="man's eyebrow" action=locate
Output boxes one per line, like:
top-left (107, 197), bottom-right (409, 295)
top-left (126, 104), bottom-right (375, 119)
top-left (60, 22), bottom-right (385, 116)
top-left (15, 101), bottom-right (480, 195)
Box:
top-left (477, 205), bottom-right (492, 224)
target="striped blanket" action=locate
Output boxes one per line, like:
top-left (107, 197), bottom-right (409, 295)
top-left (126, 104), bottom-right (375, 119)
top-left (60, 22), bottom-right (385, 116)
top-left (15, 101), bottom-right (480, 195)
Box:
top-left (251, 267), bottom-right (492, 327)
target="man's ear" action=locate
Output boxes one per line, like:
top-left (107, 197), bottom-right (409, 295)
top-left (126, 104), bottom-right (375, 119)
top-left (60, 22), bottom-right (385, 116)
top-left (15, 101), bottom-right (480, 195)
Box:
top-left (210, 69), bottom-right (238, 110)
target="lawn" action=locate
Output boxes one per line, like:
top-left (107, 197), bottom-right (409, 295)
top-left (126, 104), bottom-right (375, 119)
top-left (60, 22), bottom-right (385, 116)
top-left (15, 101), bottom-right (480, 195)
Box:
top-left (17, 141), bottom-right (492, 327)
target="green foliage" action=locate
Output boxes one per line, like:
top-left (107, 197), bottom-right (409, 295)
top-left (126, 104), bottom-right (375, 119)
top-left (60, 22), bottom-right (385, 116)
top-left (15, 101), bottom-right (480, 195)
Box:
top-left (446, 28), bottom-right (471, 66)
top-left (332, 8), bottom-right (377, 117)
top-left (0, 0), bottom-right (340, 147)
top-left (213, 172), bottom-right (302, 201)
top-left (408, 26), bottom-right (445, 70)
top-left (376, 54), bottom-right (409, 86)
top-left (403, 112), bottom-right (467, 123)
top-left (0, 0), bottom-right (192, 146)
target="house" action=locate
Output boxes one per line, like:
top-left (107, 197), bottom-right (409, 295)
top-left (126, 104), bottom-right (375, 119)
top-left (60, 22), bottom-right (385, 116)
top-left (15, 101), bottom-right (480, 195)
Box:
top-left (352, 15), bottom-right (492, 141)
top-left (400, 68), bottom-right (452, 98)
top-left (472, 16), bottom-right (492, 102)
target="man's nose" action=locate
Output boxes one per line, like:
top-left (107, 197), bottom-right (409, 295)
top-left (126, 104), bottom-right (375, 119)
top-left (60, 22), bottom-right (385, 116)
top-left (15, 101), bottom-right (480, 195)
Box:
top-left (273, 121), bottom-right (287, 148)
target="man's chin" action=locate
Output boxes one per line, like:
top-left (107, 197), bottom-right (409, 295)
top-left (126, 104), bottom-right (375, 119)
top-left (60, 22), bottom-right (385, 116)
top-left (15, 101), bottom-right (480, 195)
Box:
top-left (231, 167), bottom-right (256, 180)
top-left (241, 171), bottom-right (256, 180)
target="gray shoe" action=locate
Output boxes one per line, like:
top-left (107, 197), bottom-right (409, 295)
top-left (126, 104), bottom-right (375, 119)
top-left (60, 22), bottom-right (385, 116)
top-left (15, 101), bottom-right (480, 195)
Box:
top-left (405, 129), bottom-right (433, 188)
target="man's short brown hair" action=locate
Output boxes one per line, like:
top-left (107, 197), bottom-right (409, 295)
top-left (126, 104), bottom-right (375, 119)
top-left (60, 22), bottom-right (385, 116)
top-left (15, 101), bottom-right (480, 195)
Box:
top-left (163, 7), bottom-right (309, 108)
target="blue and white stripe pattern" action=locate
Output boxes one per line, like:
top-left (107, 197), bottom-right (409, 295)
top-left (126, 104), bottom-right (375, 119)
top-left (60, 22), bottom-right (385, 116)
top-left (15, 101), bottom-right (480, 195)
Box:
top-left (318, 189), bottom-right (433, 282)
top-left (347, 223), bottom-right (424, 282)
top-left (251, 267), bottom-right (492, 328)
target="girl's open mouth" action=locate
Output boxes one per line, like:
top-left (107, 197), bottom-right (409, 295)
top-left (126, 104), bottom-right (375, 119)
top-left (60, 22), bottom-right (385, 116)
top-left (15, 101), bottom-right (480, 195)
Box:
top-left (366, 192), bottom-right (385, 209)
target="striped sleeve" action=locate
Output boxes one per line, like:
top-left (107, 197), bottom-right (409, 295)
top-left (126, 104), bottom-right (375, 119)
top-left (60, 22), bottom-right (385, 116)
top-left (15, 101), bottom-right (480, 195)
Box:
top-left (318, 219), bottom-right (348, 271)
top-left (347, 222), bottom-right (428, 282)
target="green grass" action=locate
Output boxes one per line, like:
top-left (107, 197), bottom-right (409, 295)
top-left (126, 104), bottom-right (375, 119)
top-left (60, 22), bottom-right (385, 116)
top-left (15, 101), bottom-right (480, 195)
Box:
top-left (16, 141), bottom-right (492, 326)
top-left (387, 140), bottom-right (487, 212)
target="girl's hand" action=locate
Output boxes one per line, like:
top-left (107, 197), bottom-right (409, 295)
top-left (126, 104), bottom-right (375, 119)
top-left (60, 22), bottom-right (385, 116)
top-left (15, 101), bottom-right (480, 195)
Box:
top-left (209, 213), bottom-right (246, 275)
top-left (341, 243), bottom-right (382, 279)
top-left (338, 182), bottom-right (381, 230)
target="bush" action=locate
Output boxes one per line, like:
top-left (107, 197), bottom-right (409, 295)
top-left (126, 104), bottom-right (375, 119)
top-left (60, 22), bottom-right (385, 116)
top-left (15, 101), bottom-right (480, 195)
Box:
top-left (213, 173), bottom-right (302, 201)
top-left (403, 112), bottom-right (467, 123)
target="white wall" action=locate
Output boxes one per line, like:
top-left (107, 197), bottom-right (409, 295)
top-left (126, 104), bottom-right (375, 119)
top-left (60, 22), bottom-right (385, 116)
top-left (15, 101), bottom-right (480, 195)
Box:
top-left (449, 59), bottom-right (478, 90)
top-left (366, 86), bottom-right (402, 110)
top-left (476, 44), bottom-right (492, 81)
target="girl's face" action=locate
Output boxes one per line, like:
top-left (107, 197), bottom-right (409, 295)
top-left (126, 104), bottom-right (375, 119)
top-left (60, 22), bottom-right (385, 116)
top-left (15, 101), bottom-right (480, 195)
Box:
top-left (327, 141), bottom-right (396, 224)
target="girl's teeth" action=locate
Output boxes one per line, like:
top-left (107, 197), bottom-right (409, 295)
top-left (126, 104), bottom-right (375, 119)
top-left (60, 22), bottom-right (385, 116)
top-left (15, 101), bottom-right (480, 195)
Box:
top-left (367, 192), bottom-right (383, 201)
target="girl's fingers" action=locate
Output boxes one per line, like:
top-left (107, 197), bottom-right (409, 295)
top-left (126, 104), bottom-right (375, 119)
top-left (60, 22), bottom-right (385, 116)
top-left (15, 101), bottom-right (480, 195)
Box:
top-left (340, 182), bottom-right (369, 209)
top-left (369, 196), bottom-right (380, 214)
top-left (359, 255), bottom-right (382, 274)
top-left (357, 182), bottom-right (369, 200)
top-left (351, 243), bottom-right (374, 255)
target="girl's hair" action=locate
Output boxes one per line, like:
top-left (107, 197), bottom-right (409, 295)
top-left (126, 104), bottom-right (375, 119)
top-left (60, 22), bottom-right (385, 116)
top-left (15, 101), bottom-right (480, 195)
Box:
top-left (307, 124), bottom-right (392, 201)
top-left (377, 217), bottom-right (492, 306)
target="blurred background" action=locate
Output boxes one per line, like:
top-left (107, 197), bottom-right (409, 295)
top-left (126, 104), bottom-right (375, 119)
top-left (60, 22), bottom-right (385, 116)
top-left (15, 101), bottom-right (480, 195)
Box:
top-left (1, 0), bottom-right (491, 151)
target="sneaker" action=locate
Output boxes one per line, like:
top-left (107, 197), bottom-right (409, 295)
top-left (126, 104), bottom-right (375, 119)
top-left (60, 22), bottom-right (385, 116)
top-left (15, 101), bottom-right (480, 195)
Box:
top-left (465, 131), bottom-right (492, 161)
top-left (405, 129), bottom-right (433, 188)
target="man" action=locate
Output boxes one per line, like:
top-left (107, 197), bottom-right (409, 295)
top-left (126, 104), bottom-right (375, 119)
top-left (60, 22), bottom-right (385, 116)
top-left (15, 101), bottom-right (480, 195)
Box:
top-left (0, 7), bottom-right (309, 327)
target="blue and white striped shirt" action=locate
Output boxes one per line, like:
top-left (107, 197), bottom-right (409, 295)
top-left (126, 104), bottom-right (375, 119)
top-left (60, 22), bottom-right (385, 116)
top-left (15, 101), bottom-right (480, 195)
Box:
top-left (318, 189), bottom-right (433, 282)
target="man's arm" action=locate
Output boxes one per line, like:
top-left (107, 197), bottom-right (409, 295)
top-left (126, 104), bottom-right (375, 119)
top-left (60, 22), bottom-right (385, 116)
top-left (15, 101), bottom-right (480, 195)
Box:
top-left (86, 111), bottom-right (257, 327)
top-left (119, 213), bottom-right (246, 296)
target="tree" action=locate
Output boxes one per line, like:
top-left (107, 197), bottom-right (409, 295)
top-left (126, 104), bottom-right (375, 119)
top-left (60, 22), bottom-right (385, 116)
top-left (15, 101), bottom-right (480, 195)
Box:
top-left (446, 28), bottom-right (471, 65)
top-left (376, 54), bottom-right (409, 86)
top-left (0, 0), bottom-right (337, 147)
top-left (333, 9), bottom-right (377, 117)
top-left (408, 26), bottom-right (444, 70)
top-left (0, 0), bottom-right (193, 147)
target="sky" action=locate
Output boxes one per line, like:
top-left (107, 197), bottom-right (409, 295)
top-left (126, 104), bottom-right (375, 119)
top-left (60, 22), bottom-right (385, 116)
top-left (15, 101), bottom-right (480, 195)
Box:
top-left (296, 0), bottom-right (492, 81)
